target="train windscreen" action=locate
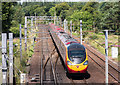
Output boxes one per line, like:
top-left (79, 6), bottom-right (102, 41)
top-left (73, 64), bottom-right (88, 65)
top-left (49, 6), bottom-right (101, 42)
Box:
top-left (68, 43), bottom-right (86, 64)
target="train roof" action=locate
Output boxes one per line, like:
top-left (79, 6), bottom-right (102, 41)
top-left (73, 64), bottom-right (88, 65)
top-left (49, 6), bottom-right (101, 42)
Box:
top-left (50, 23), bottom-right (80, 47)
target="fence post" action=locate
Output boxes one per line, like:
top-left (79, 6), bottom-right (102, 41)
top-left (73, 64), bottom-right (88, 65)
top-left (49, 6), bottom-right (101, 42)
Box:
top-left (60, 18), bottom-right (62, 27)
top-left (57, 17), bottom-right (59, 26)
top-left (64, 19), bottom-right (66, 32)
top-left (19, 24), bottom-right (22, 61)
top-left (73, 24), bottom-right (74, 32)
top-left (35, 13), bottom-right (36, 27)
top-left (25, 16), bottom-right (27, 51)
top-left (2, 33), bottom-right (7, 84)
top-left (9, 33), bottom-right (13, 83)
top-left (54, 12), bottom-right (56, 25)
top-left (31, 17), bottom-right (33, 28)
top-left (80, 20), bottom-right (82, 44)
top-left (70, 20), bottom-right (72, 37)
top-left (104, 30), bottom-right (108, 85)
top-left (66, 21), bottom-right (68, 33)
top-left (20, 73), bottom-right (26, 83)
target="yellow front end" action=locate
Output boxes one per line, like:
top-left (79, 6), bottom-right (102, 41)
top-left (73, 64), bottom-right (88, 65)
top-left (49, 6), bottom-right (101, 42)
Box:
top-left (66, 49), bottom-right (88, 73)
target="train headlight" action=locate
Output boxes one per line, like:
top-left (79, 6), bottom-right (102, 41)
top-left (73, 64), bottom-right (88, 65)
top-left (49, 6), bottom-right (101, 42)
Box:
top-left (83, 60), bottom-right (88, 65)
top-left (67, 61), bottom-right (72, 65)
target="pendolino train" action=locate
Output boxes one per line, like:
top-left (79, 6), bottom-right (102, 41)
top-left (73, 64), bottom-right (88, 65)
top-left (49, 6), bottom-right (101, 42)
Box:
top-left (49, 23), bottom-right (88, 73)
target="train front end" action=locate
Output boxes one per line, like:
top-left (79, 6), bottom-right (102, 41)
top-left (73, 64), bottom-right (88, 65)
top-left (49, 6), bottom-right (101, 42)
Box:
top-left (66, 43), bottom-right (88, 73)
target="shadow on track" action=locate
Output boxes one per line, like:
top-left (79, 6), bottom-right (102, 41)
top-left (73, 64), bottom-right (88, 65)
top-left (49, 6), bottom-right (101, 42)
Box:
top-left (66, 71), bottom-right (90, 80)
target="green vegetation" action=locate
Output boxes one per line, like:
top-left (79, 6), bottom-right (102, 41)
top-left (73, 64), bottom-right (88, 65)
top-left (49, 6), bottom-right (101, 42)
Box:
top-left (79, 32), bottom-right (118, 57)
top-left (2, 2), bottom-right (120, 35)
top-left (72, 31), bottom-right (119, 62)
top-left (73, 31), bottom-right (119, 62)
top-left (9, 27), bottom-right (38, 83)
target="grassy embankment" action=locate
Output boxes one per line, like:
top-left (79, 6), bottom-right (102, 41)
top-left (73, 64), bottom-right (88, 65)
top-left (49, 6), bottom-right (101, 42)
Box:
top-left (72, 32), bottom-right (119, 62)
top-left (8, 26), bottom-right (38, 83)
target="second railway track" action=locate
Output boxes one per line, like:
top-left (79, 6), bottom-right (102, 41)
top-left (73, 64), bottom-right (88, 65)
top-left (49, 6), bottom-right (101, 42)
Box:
top-left (40, 25), bottom-right (58, 85)
top-left (86, 46), bottom-right (119, 83)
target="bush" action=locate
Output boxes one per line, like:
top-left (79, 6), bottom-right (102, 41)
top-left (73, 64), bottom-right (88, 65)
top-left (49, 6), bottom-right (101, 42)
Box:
top-left (97, 32), bottom-right (104, 35)
top-left (89, 35), bottom-right (98, 40)
top-left (9, 27), bottom-right (19, 37)
top-left (9, 26), bottom-right (24, 37)
top-left (83, 32), bottom-right (88, 38)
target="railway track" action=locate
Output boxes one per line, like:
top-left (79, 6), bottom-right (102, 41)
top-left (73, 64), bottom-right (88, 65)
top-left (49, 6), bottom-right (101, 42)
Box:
top-left (28, 24), bottom-right (119, 84)
top-left (87, 48), bottom-right (119, 83)
top-left (40, 25), bottom-right (58, 85)
top-left (28, 24), bottom-right (69, 84)
top-left (71, 33), bottom-right (119, 83)
top-left (49, 27), bottom-right (89, 85)
top-left (41, 56), bottom-right (57, 85)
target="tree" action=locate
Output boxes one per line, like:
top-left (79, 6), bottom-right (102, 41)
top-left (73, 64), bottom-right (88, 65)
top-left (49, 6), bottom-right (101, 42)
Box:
top-left (11, 5), bottom-right (25, 26)
top-left (81, 2), bottom-right (98, 14)
top-left (34, 6), bottom-right (46, 16)
top-left (99, 2), bottom-right (120, 33)
top-left (0, 2), bottom-right (2, 32)
top-left (60, 10), bottom-right (69, 21)
top-left (0, 2), bottom-right (2, 20)
top-left (49, 7), bottom-right (55, 16)
top-left (2, 2), bottom-right (16, 33)
top-left (70, 10), bottom-right (93, 30)
top-left (55, 2), bottom-right (70, 16)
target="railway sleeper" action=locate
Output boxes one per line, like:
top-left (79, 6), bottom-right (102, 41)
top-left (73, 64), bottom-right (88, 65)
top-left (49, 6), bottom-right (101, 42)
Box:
top-left (30, 75), bottom-right (40, 82)
top-left (30, 78), bottom-right (40, 82)
top-left (43, 80), bottom-right (55, 84)
top-left (43, 79), bottom-right (54, 81)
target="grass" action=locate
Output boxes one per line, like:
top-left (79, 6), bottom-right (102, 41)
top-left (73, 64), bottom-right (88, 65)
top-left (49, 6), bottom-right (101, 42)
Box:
top-left (10, 26), bottom-right (38, 83)
top-left (72, 32), bottom-right (79, 37)
top-left (0, 27), bottom-right (38, 83)
top-left (73, 31), bottom-right (119, 62)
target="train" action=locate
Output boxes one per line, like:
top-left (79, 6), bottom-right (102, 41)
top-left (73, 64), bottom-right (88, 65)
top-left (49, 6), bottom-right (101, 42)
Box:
top-left (49, 23), bottom-right (88, 73)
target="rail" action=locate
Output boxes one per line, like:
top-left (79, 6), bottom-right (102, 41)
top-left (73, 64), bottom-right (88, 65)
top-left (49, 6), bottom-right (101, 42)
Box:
top-left (88, 54), bottom-right (119, 82)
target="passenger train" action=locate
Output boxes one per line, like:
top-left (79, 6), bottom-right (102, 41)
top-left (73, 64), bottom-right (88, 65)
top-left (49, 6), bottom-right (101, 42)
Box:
top-left (49, 23), bottom-right (88, 73)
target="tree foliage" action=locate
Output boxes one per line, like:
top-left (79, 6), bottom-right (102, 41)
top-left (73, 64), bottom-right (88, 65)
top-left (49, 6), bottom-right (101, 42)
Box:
top-left (2, 2), bottom-right (16, 33)
top-left (55, 2), bottom-right (70, 16)
top-left (49, 7), bottom-right (55, 16)
top-left (2, 2), bottom-right (120, 35)
top-left (99, 2), bottom-right (120, 32)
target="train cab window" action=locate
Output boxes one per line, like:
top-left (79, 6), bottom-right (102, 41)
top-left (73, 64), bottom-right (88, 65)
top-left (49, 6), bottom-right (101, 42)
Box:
top-left (70, 50), bottom-right (85, 58)
top-left (68, 43), bottom-right (86, 64)
top-left (68, 50), bottom-right (86, 64)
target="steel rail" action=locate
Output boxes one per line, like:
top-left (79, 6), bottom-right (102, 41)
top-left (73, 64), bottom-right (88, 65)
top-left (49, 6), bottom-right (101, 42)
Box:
top-left (41, 28), bottom-right (44, 84)
top-left (88, 55), bottom-right (119, 82)
top-left (70, 79), bottom-right (75, 85)
top-left (86, 47), bottom-right (120, 73)
top-left (50, 57), bottom-right (57, 85)
top-left (83, 79), bottom-right (88, 85)
top-left (41, 56), bottom-right (43, 84)
top-left (40, 28), bottom-right (58, 85)
top-left (41, 52), bottom-right (57, 84)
